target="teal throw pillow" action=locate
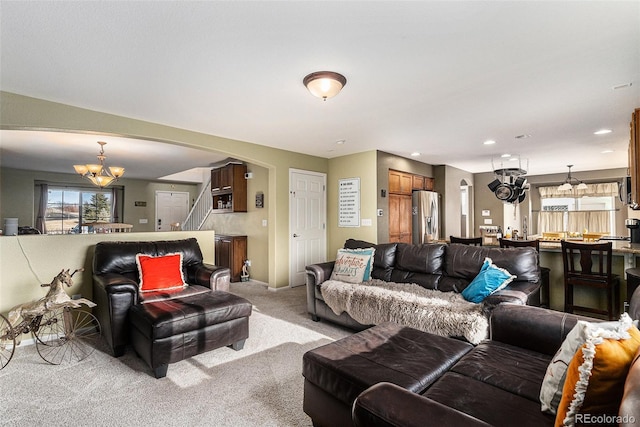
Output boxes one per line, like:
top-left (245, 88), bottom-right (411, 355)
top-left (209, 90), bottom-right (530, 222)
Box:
top-left (329, 247), bottom-right (375, 283)
top-left (462, 257), bottom-right (516, 303)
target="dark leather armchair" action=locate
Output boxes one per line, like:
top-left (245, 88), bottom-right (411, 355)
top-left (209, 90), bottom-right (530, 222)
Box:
top-left (92, 238), bottom-right (231, 357)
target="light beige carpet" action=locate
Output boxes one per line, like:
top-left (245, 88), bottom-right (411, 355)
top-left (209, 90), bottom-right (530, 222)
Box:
top-left (0, 282), bottom-right (351, 426)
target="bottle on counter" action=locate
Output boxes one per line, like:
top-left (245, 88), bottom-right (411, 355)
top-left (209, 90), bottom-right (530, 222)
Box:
top-left (496, 226), bottom-right (503, 240)
top-left (505, 227), bottom-right (512, 239)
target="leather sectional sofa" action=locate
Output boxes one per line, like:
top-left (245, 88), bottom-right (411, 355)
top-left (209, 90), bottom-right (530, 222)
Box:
top-left (303, 288), bottom-right (640, 426)
top-left (306, 239), bottom-right (542, 330)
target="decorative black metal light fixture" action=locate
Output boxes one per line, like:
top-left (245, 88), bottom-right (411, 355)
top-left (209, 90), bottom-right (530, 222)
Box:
top-left (488, 157), bottom-right (529, 204)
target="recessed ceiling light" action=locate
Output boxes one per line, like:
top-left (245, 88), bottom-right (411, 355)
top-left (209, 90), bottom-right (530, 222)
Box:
top-left (601, 149), bottom-right (614, 154)
top-left (483, 140), bottom-right (496, 145)
top-left (410, 152), bottom-right (421, 157)
top-left (501, 153), bottom-right (511, 158)
top-left (336, 139), bottom-right (346, 145)
top-left (594, 129), bottom-right (612, 135)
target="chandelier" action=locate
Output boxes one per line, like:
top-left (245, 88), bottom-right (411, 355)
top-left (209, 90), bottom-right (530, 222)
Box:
top-left (73, 141), bottom-right (124, 188)
top-left (558, 165), bottom-right (588, 191)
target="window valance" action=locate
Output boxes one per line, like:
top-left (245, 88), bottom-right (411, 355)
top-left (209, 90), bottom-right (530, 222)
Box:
top-left (538, 182), bottom-right (618, 198)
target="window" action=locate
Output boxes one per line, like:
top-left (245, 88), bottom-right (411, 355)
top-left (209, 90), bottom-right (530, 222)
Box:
top-left (45, 187), bottom-right (113, 234)
top-left (537, 183), bottom-right (618, 235)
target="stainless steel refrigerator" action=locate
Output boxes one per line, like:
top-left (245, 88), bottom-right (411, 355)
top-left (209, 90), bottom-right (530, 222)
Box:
top-left (412, 191), bottom-right (440, 244)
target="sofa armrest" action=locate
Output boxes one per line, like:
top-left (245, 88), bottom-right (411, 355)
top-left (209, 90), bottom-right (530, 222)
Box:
top-left (92, 273), bottom-right (139, 357)
top-left (194, 263), bottom-right (231, 292)
top-left (489, 304), bottom-right (595, 356)
top-left (483, 280), bottom-right (540, 311)
top-left (353, 382), bottom-right (491, 427)
top-left (306, 261), bottom-right (336, 286)
top-left (306, 261), bottom-right (335, 317)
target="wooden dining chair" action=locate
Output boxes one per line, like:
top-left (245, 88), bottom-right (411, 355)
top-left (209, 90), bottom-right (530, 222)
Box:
top-left (499, 238), bottom-right (550, 307)
top-left (560, 240), bottom-right (620, 320)
top-left (449, 236), bottom-right (482, 246)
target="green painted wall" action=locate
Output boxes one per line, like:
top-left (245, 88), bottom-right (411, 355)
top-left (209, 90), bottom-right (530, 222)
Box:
top-left (327, 151), bottom-right (378, 256)
top-left (1, 92), bottom-right (327, 288)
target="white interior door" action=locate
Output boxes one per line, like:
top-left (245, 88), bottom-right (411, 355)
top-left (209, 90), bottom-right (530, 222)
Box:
top-left (289, 169), bottom-right (327, 287)
top-left (155, 191), bottom-right (189, 231)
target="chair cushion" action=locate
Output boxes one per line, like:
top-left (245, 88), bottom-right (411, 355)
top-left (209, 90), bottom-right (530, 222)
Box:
top-left (129, 288), bottom-right (252, 340)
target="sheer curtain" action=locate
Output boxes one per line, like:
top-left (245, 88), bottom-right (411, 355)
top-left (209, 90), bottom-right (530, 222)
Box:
top-left (538, 211), bottom-right (564, 232)
top-left (36, 183), bottom-right (48, 234)
top-left (567, 211), bottom-right (588, 233)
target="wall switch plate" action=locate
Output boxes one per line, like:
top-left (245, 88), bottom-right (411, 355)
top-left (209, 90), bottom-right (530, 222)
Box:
top-left (262, 219), bottom-right (268, 227)
top-left (139, 218), bottom-right (148, 224)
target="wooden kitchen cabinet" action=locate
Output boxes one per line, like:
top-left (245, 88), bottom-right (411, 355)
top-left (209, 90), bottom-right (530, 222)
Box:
top-left (423, 177), bottom-right (434, 191)
top-left (211, 163), bottom-right (247, 213)
top-left (389, 194), bottom-right (412, 243)
top-left (215, 234), bottom-right (247, 282)
top-left (388, 169), bottom-right (434, 243)
top-left (389, 170), bottom-right (413, 195)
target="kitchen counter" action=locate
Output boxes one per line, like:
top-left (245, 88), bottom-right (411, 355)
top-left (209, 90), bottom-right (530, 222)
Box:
top-left (537, 240), bottom-right (640, 255)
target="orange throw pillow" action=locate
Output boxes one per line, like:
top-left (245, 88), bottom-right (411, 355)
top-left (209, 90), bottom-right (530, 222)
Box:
top-left (555, 318), bottom-right (640, 427)
top-left (136, 253), bottom-right (187, 293)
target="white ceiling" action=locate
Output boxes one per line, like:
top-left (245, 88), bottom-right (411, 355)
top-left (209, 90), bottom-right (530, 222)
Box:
top-left (1, 1), bottom-right (639, 179)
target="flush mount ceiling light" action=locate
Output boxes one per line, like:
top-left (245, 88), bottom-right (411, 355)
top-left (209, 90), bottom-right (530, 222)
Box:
top-left (73, 141), bottom-right (125, 188)
top-left (303, 71), bottom-right (347, 100)
top-left (594, 129), bottom-right (612, 135)
top-left (558, 165), bottom-right (588, 191)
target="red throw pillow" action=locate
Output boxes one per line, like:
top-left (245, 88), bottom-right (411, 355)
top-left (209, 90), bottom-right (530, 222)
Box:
top-left (136, 253), bottom-right (187, 293)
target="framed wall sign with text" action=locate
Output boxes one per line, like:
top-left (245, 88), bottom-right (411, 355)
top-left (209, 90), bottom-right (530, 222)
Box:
top-left (338, 178), bottom-right (360, 227)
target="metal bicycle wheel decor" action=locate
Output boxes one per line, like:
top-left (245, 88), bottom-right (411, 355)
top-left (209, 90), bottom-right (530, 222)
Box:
top-left (34, 307), bottom-right (101, 365)
top-left (0, 314), bottom-right (16, 370)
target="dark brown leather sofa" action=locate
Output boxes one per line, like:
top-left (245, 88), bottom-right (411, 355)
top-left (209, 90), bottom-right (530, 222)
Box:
top-left (93, 238), bottom-right (252, 377)
top-left (306, 239), bottom-right (542, 330)
top-left (303, 288), bottom-right (640, 426)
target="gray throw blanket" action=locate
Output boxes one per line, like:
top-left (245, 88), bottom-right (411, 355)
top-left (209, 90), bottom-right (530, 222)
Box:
top-left (320, 278), bottom-right (488, 344)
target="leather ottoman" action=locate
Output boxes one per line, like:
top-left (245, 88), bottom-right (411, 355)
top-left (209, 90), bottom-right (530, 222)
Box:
top-left (129, 288), bottom-right (252, 378)
top-left (302, 322), bottom-right (473, 427)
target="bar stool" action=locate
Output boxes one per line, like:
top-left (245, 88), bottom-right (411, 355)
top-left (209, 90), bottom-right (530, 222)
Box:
top-left (499, 238), bottom-right (550, 308)
top-left (561, 240), bottom-right (620, 320)
top-left (449, 236), bottom-right (482, 246)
